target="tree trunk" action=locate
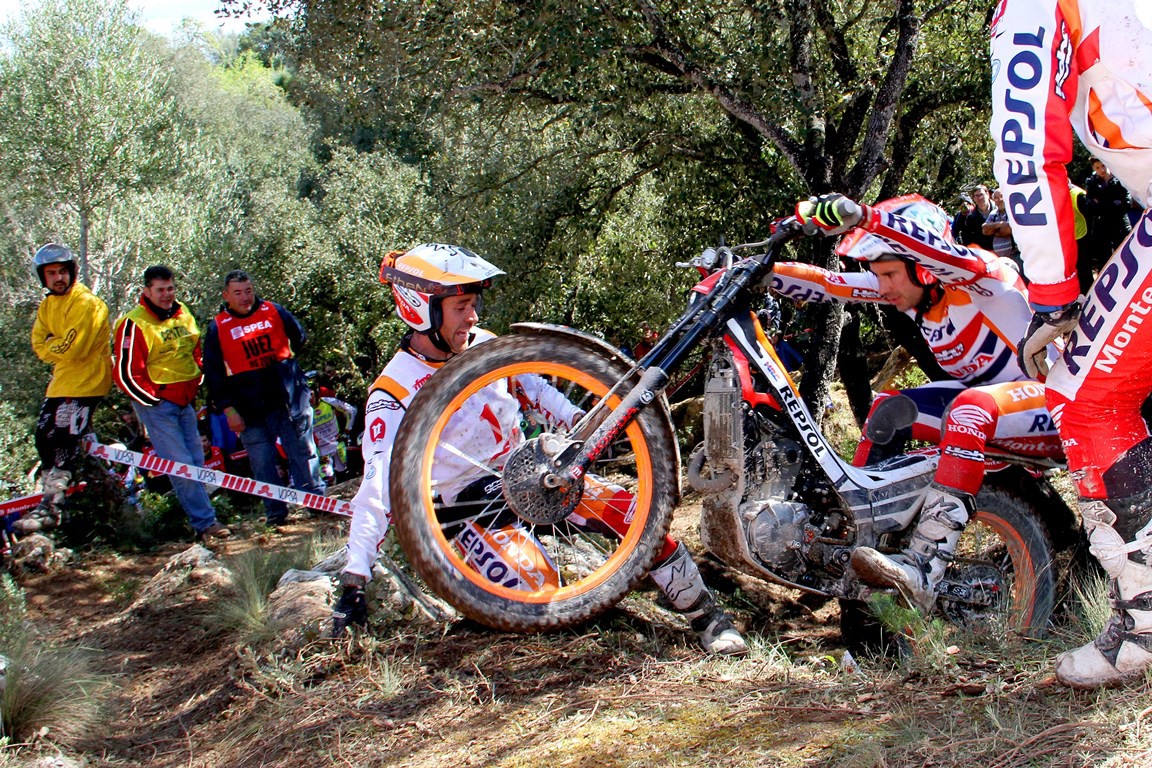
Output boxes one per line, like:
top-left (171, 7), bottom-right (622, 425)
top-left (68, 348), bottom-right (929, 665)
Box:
top-left (799, 302), bottom-right (843, 426)
top-left (836, 305), bottom-right (874, 427)
top-left (79, 208), bottom-right (90, 286)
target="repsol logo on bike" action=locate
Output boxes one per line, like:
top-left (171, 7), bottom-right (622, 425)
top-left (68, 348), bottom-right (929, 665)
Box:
top-left (777, 386), bottom-right (826, 459)
top-left (994, 26), bottom-right (1050, 227)
top-left (1064, 219), bottom-right (1152, 376)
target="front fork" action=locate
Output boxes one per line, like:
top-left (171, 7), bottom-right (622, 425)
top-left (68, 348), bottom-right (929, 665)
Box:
top-left (541, 366), bottom-right (671, 490)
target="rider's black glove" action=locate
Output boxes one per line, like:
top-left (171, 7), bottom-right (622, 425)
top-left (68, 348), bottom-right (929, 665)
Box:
top-left (1018, 302), bottom-right (1080, 379)
top-left (795, 194), bottom-right (864, 236)
top-left (331, 583), bottom-right (368, 637)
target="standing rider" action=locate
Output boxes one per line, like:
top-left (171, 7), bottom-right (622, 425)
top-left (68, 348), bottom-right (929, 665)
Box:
top-left (786, 194), bottom-right (1064, 612)
top-left (18, 244), bottom-right (112, 534)
top-left (990, 0), bottom-right (1152, 689)
top-left (331, 244), bottom-right (747, 655)
top-left (306, 373), bottom-right (357, 484)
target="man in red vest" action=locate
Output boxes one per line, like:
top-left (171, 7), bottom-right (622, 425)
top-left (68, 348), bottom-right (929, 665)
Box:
top-left (113, 265), bottom-right (229, 540)
top-left (202, 270), bottom-right (324, 525)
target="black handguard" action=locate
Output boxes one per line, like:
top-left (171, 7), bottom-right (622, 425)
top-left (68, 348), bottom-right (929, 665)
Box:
top-left (331, 584), bottom-right (368, 637)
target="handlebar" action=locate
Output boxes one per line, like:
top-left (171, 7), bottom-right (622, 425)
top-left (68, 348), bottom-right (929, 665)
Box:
top-left (681, 216), bottom-right (808, 272)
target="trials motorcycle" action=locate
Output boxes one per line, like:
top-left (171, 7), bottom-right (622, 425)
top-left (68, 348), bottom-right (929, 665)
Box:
top-left (388, 218), bottom-right (1078, 639)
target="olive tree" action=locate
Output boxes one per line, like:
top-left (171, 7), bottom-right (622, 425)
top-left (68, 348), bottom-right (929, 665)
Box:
top-left (0, 0), bottom-right (184, 285)
top-left (221, 0), bottom-right (995, 420)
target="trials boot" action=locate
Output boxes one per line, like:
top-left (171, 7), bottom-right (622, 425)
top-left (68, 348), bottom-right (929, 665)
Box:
top-left (13, 468), bottom-right (71, 534)
top-left (649, 543), bottom-right (748, 655)
top-left (850, 483), bottom-right (974, 614)
top-left (1056, 494), bottom-right (1152, 689)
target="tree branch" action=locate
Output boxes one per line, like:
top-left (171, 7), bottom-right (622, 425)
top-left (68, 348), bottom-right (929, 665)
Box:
top-left (633, 0), bottom-right (807, 180)
top-left (845, 0), bottom-right (920, 193)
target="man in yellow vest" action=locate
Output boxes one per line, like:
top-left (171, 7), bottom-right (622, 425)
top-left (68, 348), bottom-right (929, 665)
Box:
top-left (113, 265), bottom-right (229, 540)
top-left (18, 244), bottom-right (112, 534)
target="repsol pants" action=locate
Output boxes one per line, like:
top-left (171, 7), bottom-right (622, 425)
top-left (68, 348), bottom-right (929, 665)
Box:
top-left (853, 381), bottom-right (1063, 495)
top-left (1046, 208), bottom-right (1152, 500)
top-left (35, 396), bottom-right (101, 473)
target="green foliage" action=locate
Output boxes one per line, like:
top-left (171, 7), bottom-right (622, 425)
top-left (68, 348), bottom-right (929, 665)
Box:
top-left (868, 593), bottom-right (952, 668)
top-left (0, 397), bottom-right (37, 495)
top-left (0, 575), bottom-right (27, 651)
top-left (1061, 565), bottom-right (1112, 649)
top-left (0, 0), bottom-right (184, 282)
top-left (51, 456), bottom-right (137, 551)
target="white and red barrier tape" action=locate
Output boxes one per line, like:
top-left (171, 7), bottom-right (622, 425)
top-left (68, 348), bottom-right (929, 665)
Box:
top-left (0, 485), bottom-right (84, 518)
top-left (73, 439), bottom-right (362, 517)
top-left (1, 439), bottom-right (363, 522)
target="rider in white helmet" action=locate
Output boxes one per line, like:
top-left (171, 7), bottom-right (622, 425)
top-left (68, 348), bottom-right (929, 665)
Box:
top-left (332, 244), bottom-right (747, 655)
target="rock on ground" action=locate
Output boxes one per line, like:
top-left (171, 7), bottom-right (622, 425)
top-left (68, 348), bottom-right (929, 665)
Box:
top-left (127, 544), bottom-right (234, 612)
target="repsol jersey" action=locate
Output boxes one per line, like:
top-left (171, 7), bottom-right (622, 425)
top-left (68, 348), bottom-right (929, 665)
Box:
top-left (991, 0), bottom-right (1152, 307)
top-left (213, 302), bottom-right (293, 375)
top-left (771, 207), bottom-right (1057, 385)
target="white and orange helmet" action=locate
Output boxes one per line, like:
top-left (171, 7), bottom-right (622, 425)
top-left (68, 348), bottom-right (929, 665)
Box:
top-left (380, 244), bottom-right (504, 343)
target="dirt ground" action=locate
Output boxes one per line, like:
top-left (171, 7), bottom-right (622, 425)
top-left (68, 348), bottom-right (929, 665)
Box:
top-left (8, 505), bottom-right (1152, 768)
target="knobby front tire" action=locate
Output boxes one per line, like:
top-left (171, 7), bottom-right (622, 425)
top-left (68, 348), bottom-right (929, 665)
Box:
top-left (389, 335), bottom-right (679, 632)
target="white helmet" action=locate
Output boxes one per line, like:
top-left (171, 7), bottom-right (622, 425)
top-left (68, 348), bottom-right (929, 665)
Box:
top-left (380, 244), bottom-right (505, 349)
top-left (835, 194), bottom-right (951, 287)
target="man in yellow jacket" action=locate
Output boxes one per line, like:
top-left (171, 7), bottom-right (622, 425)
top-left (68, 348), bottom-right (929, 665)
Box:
top-left (19, 244), bottom-right (112, 534)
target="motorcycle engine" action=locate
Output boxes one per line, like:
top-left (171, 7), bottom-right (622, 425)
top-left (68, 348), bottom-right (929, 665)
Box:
top-left (742, 428), bottom-right (812, 571)
top-left (746, 498), bottom-right (811, 571)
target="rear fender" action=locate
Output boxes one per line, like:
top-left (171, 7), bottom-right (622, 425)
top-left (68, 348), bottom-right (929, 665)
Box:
top-left (510, 322), bottom-right (682, 503)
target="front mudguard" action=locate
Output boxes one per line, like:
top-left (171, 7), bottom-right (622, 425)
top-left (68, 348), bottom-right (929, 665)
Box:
top-left (510, 322), bottom-right (683, 504)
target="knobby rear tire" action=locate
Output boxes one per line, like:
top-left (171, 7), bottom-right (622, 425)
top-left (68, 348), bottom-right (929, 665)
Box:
top-left (946, 483), bottom-right (1057, 637)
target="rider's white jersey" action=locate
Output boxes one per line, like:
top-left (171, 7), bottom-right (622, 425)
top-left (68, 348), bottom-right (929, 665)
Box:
top-left (990, 0), bottom-right (1152, 307)
top-left (345, 329), bottom-right (583, 579)
top-left (771, 207), bottom-right (1054, 385)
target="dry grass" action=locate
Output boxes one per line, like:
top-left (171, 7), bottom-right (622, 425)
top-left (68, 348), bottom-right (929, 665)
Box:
top-left (202, 613), bottom-right (1142, 768)
top-left (212, 530), bottom-right (344, 645)
top-left (0, 575), bottom-right (109, 750)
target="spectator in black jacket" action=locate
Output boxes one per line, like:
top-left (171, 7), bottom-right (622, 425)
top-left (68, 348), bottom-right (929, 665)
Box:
top-left (953, 184), bottom-right (995, 251)
top-left (202, 270), bottom-right (325, 525)
top-left (1081, 160), bottom-right (1132, 276)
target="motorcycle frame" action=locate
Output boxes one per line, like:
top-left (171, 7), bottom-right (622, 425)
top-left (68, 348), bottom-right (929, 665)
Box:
top-left (528, 222), bottom-right (946, 594)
